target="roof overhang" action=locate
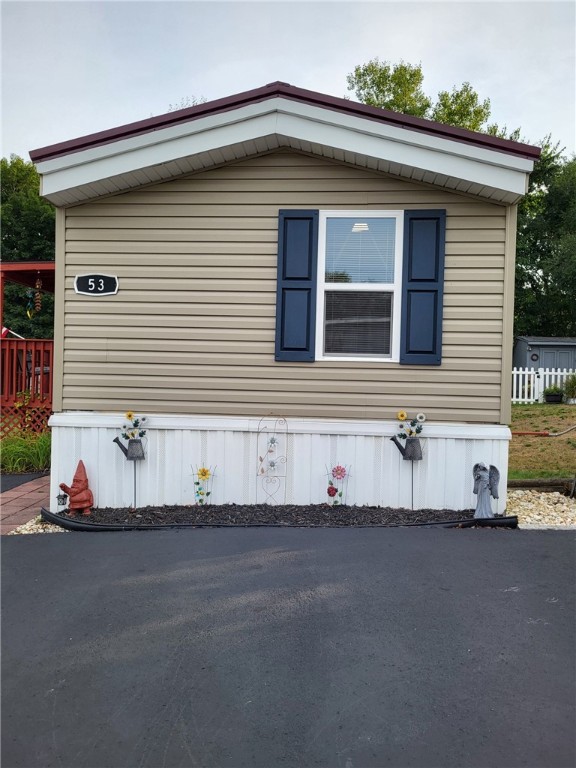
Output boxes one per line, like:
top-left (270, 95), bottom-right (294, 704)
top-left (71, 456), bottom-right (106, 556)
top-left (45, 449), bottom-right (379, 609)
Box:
top-left (31, 82), bottom-right (540, 207)
top-left (0, 261), bottom-right (55, 292)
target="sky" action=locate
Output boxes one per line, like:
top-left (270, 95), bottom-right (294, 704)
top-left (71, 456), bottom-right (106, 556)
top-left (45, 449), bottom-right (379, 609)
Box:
top-left (1, 0), bottom-right (575, 162)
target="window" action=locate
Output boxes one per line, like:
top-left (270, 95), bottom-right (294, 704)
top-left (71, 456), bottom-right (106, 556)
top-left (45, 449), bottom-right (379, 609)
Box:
top-left (316, 212), bottom-right (403, 361)
top-left (275, 208), bottom-right (445, 366)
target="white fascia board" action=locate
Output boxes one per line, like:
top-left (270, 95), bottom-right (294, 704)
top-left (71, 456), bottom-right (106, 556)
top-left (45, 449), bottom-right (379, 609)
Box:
top-left (291, 102), bottom-right (534, 172)
top-left (49, 411), bottom-right (511, 441)
top-left (36, 97), bottom-right (533, 201)
top-left (37, 112), bottom-right (281, 198)
top-left (276, 111), bottom-right (530, 197)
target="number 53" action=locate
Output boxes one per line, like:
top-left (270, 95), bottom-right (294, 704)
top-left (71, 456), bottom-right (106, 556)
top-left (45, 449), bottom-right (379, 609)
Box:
top-left (88, 278), bottom-right (104, 291)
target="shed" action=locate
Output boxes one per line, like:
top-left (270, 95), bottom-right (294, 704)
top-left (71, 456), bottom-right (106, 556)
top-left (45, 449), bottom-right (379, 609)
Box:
top-left (513, 337), bottom-right (576, 370)
top-left (31, 82), bottom-right (541, 513)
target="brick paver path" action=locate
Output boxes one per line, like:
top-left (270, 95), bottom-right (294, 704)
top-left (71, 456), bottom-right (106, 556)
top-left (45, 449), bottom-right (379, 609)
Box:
top-left (0, 476), bottom-right (51, 535)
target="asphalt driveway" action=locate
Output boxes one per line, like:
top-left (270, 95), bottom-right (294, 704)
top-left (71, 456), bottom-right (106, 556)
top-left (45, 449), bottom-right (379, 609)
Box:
top-left (2, 528), bottom-right (575, 768)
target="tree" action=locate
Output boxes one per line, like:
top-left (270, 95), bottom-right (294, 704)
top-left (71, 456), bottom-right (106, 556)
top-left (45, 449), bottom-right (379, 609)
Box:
top-left (346, 59), bottom-right (431, 117)
top-left (515, 151), bottom-right (576, 336)
top-left (167, 95), bottom-right (207, 112)
top-left (1, 155), bottom-right (55, 338)
top-left (430, 82), bottom-right (490, 132)
top-left (346, 58), bottom-right (513, 134)
top-left (1, 155), bottom-right (55, 262)
top-left (346, 60), bottom-right (576, 336)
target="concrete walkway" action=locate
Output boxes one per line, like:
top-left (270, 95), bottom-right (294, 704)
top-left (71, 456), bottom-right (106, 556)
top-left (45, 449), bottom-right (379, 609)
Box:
top-left (0, 476), bottom-right (50, 535)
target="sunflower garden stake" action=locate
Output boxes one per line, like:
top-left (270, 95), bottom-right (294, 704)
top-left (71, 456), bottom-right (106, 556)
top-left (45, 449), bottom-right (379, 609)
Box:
top-left (112, 411), bottom-right (147, 508)
top-left (193, 466), bottom-right (215, 505)
top-left (390, 410), bottom-right (426, 509)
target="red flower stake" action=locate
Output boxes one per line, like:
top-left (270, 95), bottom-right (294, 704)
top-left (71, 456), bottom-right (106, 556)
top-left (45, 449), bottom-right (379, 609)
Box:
top-left (326, 465), bottom-right (349, 505)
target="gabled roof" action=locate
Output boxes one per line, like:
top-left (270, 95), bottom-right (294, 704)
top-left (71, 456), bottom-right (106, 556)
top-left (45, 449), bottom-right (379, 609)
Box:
top-left (31, 81), bottom-right (541, 207)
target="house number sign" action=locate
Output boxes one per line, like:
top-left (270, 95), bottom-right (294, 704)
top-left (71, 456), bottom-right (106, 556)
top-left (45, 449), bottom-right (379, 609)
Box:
top-left (74, 274), bottom-right (119, 296)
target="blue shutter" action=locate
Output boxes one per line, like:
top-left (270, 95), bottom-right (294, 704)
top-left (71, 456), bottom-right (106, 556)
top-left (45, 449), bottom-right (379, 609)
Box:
top-left (275, 210), bottom-right (318, 362)
top-left (400, 210), bottom-right (446, 365)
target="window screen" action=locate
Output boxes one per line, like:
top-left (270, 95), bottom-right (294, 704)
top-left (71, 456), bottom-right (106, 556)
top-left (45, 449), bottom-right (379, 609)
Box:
top-left (324, 291), bottom-right (392, 356)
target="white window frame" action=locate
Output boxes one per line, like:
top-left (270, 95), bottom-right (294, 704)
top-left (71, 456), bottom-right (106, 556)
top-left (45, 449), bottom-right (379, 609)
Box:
top-left (315, 210), bottom-right (404, 363)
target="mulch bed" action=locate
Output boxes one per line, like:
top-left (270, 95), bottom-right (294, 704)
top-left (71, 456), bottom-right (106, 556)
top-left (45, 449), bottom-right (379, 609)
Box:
top-left (63, 504), bottom-right (476, 527)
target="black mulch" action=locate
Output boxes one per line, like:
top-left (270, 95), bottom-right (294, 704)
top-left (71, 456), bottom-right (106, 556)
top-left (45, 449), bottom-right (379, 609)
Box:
top-left (62, 504), bottom-right (477, 527)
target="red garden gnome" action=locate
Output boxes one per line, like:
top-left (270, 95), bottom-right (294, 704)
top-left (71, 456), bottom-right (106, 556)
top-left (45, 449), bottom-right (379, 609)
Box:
top-left (59, 460), bottom-right (93, 516)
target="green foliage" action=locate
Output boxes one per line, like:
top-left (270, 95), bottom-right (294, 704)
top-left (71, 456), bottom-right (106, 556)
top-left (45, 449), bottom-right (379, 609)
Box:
top-left (0, 432), bottom-right (51, 473)
top-left (3, 284), bottom-right (55, 338)
top-left (508, 468), bottom-right (571, 480)
top-left (346, 59), bottom-right (431, 116)
top-left (430, 82), bottom-right (491, 132)
top-left (1, 155), bottom-right (55, 338)
top-left (562, 374), bottom-right (576, 399)
top-left (1, 155), bottom-right (55, 262)
top-left (346, 58), bottom-right (515, 135)
top-left (515, 152), bottom-right (576, 336)
top-left (325, 271), bottom-right (351, 283)
top-left (346, 60), bottom-right (575, 337)
top-left (543, 384), bottom-right (563, 395)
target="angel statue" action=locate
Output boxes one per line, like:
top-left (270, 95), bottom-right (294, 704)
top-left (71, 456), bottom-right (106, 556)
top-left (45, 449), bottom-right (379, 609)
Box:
top-left (473, 463), bottom-right (500, 519)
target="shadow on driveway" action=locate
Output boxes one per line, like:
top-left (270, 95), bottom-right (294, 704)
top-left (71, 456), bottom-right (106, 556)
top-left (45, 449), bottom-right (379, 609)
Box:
top-left (2, 528), bottom-right (575, 768)
top-left (1, 472), bottom-right (48, 494)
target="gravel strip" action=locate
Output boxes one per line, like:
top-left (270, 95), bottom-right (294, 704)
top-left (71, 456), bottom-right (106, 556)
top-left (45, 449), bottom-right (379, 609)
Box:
top-left (7, 516), bottom-right (69, 535)
top-left (7, 490), bottom-right (575, 534)
top-left (506, 490), bottom-right (576, 528)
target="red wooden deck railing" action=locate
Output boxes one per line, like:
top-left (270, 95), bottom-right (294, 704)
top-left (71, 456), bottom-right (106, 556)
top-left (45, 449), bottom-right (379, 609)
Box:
top-left (1, 339), bottom-right (54, 435)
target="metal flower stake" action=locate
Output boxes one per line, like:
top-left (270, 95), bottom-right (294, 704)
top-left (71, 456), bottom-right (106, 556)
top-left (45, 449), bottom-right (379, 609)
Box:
top-left (256, 416), bottom-right (288, 504)
top-left (113, 411), bottom-right (147, 508)
top-left (326, 464), bottom-right (350, 506)
top-left (390, 410), bottom-right (426, 510)
top-left (192, 466), bottom-right (215, 505)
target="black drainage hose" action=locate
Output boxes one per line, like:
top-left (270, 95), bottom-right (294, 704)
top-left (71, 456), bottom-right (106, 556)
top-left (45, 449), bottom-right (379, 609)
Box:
top-left (444, 516), bottom-right (518, 529)
top-left (40, 508), bottom-right (518, 532)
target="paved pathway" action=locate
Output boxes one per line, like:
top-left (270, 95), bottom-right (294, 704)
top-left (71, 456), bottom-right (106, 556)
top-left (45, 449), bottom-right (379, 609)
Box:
top-left (2, 527), bottom-right (575, 768)
top-left (0, 476), bottom-right (50, 535)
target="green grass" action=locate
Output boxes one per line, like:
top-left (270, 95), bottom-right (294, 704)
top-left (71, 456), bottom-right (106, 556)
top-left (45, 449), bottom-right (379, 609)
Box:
top-left (0, 432), bottom-right (51, 473)
top-left (509, 404), bottom-right (576, 479)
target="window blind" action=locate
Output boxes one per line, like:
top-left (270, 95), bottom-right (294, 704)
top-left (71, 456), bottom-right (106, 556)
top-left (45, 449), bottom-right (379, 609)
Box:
top-left (325, 218), bottom-right (396, 284)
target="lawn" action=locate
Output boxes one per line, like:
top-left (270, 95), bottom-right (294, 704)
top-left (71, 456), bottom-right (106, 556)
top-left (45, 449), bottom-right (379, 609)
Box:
top-left (509, 404), bottom-right (576, 479)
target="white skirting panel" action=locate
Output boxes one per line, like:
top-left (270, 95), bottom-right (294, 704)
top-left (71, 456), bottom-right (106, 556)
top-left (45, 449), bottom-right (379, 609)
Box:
top-left (48, 413), bottom-right (510, 514)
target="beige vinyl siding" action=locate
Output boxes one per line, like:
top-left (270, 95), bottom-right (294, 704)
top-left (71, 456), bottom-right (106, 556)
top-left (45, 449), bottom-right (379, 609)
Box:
top-left (62, 150), bottom-right (510, 423)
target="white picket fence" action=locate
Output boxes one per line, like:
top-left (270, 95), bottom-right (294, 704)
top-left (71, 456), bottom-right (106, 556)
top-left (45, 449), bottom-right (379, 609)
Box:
top-left (512, 367), bottom-right (574, 403)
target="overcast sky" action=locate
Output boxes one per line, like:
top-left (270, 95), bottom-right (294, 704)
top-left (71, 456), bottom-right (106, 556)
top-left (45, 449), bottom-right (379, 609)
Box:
top-left (1, 0), bottom-right (575, 162)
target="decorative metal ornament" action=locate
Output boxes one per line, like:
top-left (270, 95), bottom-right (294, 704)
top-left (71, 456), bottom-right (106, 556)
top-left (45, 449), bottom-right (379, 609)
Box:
top-left (126, 438), bottom-right (145, 460)
top-left (113, 436), bottom-right (145, 461)
top-left (404, 437), bottom-right (423, 461)
top-left (256, 416), bottom-right (288, 504)
top-left (390, 435), bottom-right (423, 461)
top-left (113, 434), bottom-right (147, 508)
